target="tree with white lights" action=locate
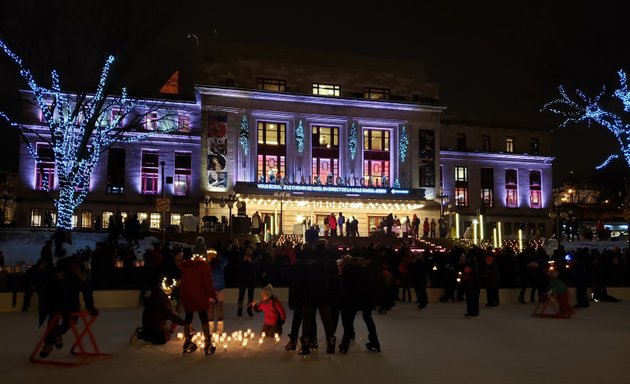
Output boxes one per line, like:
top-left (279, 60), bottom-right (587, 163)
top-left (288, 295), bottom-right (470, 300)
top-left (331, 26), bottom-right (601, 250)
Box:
top-left (543, 70), bottom-right (630, 170)
top-left (0, 39), bottom-right (173, 231)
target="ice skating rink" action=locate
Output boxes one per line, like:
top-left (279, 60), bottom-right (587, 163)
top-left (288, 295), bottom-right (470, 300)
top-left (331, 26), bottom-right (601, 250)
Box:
top-left (1, 301), bottom-right (628, 384)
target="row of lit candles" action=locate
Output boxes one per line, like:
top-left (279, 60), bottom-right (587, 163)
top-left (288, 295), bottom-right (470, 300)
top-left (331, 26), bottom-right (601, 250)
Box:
top-left (176, 328), bottom-right (281, 351)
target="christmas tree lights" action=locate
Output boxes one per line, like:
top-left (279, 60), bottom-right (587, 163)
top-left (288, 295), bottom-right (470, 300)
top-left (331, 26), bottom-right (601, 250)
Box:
top-left (295, 119), bottom-right (304, 154)
top-left (400, 125), bottom-right (408, 162)
top-left (543, 70), bottom-right (630, 170)
top-left (0, 39), bottom-right (174, 230)
top-left (240, 115), bottom-right (249, 156)
top-left (348, 122), bottom-right (358, 160)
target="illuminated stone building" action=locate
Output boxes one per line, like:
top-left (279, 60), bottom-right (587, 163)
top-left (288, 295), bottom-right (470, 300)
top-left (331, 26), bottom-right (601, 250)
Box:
top-left (440, 120), bottom-right (554, 239)
top-left (196, 46), bottom-right (444, 235)
top-left (12, 46), bottom-right (555, 240)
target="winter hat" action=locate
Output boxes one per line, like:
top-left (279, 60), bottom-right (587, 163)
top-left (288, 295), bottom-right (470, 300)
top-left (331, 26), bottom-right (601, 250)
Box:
top-left (262, 284), bottom-right (274, 297)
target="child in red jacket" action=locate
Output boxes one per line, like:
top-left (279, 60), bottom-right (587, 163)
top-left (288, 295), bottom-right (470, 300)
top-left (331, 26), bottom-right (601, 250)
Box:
top-left (252, 284), bottom-right (286, 336)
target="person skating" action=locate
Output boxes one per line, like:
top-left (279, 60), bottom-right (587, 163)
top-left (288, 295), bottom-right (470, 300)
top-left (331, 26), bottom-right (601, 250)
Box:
top-left (481, 253), bottom-right (500, 307)
top-left (252, 284), bottom-right (286, 337)
top-left (461, 261), bottom-right (480, 317)
top-left (208, 248), bottom-right (229, 334)
top-left (38, 256), bottom-right (98, 358)
top-left (237, 245), bottom-right (257, 318)
top-left (178, 248), bottom-right (217, 355)
top-left (338, 256), bottom-right (381, 354)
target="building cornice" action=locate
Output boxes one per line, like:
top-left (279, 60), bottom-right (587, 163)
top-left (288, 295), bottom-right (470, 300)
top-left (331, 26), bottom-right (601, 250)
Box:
top-left (440, 150), bottom-right (554, 164)
top-left (196, 86), bottom-right (446, 113)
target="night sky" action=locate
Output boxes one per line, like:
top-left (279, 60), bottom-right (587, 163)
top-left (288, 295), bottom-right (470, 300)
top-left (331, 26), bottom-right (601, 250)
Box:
top-left (1, 0), bottom-right (629, 185)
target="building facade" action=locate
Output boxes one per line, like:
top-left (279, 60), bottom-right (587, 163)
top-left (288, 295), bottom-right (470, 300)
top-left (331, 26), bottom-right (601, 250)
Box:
top-left (440, 120), bottom-right (554, 239)
top-left (14, 92), bottom-right (202, 231)
top-left (10, 47), bottom-right (556, 241)
top-left (196, 47), bottom-right (444, 235)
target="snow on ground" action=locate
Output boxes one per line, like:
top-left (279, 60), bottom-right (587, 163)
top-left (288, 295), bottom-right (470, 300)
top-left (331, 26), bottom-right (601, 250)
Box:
top-left (0, 229), bottom-right (181, 265)
top-left (2, 229), bottom-right (629, 267)
top-left (0, 301), bottom-right (628, 384)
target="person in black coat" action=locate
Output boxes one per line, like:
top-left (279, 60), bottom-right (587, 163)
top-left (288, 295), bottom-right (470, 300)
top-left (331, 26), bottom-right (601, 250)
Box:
top-left (338, 256), bottom-right (381, 353)
top-left (481, 253), bottom-right (500, 307)
top-left (461, 261), bottom-right (480, 317)
top-left (237, 246), bottom-right (257, 317)
top-left (294, 241), bottom-right (338, 355)
top-left (132, 280), bottom-right (184, 345)
top-left (408, 253), bottom-right (428, 309)
top-left (38, 256), bottom-right (98, 358)
top-left (572, 248), bottom-right (591, 308)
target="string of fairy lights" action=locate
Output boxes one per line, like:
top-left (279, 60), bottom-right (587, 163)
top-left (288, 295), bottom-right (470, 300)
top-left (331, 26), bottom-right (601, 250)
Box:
top-left (295, 119), bottom-right (305, 154)
top-left (0, 39), bottom-right (175, 229)
top-left (543, 69), bottom-right (630, 171)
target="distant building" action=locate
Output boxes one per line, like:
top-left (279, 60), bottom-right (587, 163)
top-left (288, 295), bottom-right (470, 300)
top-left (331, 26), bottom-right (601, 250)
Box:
top-left (440, 120), bottom-right (554, 239)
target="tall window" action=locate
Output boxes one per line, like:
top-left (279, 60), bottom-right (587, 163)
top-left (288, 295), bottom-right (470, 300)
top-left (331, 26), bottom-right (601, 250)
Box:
top-left (456, 133), bottom-right (466, 151)
top-left (481, 135), bottom-right (491, 152)
top-left (257, 78), bottom-right (286, 92)
top-left (141, 150), bottom-right (159, 194)
top-left (31, 209), bottom-right (42, 227)
top-left (363, 129), bottom-right (390, 185)
top-left (177, 113), bottom-right (190, 133)
top-left (170, 213), bottom-right (182, 227)
top-left (312, 126), bottom-right (339, 182)
top-left (257, 121), bottom-right (286, 181)
top-left (505, 137), bottom-right (514, 153)
top-left (81, 210), bottom-right (92, 229)
top-left (313, 83), bottom-right (340, 97)
top-left (505, 169), bottom-right (518, 208)
top-left (45, 209), bottom-right (57, 227)
top-left (150, 213), bottom-right (161, 229)
top-left (530, 138), bottom-right (540, 154)
top-left (35, 143), bottom-right (55, 191)
top-left (145, 112), bottom-right (158, 130)
top-left (107, 148), bottom-right (125, 194)
top-left (480, 168), bottom-right (494, 208)
top-left (454, 166), bottom-right (469, 207)
top-left (364, 87), bottom-right (390, 100)
top-left (530, 170), bottom-right (542, 209)
top-left (174, 152), bottom-right (192, 196)
top-left (137, 212), bottom-right (147, 226)
top-left (102, 211), bottom-right (113, 229)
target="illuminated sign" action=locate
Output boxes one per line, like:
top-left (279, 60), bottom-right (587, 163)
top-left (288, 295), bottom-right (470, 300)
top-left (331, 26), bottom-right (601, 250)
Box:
top-left (256, 183), bottom-right (411, 195)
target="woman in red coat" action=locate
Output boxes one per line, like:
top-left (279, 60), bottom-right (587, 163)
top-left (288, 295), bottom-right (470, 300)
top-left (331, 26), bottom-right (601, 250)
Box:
top-left (178, 248), bottom-right (217, 355)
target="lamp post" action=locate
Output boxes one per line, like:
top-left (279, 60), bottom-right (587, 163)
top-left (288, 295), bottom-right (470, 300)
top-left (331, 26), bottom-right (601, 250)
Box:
top-left (273, 181), bottom-right (290, 235)
top-left (435, 189), bottom-right (449, 218)
top-left (220, 192), bottom-right (239, 240)
top-left (549, 202), bottom-right (569, 250)
top-left (199, 195), bottom-right (212, 232)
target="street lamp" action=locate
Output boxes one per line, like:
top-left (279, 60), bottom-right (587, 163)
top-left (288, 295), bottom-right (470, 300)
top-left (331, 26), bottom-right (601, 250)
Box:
top-left (549, 202), bottom-right (569, 250)
top-left (435, 189), bottom-right (449, 218)
top-left (273, 181), bottom-right (290, 235)
top-left (220, 192), bottom-right (240, 240)
top-left (199, 195), bottom-right (212, 233)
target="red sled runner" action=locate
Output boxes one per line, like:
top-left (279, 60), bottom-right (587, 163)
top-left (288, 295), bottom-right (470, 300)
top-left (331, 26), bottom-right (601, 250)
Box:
top-left (29, 311), bottom-right (111, 367)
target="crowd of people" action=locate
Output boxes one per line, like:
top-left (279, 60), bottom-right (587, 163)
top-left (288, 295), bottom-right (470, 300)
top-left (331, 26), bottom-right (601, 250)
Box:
top-left (21, 228), bottom-right (630, 358)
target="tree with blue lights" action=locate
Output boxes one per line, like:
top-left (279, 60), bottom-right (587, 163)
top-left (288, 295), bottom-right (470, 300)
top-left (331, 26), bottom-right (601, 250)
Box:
top-left (543, 70), bottom-right (630, 170)
top-left (0, 40), bottom-right (173, 231)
